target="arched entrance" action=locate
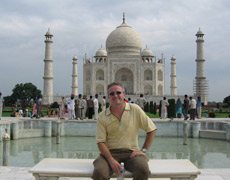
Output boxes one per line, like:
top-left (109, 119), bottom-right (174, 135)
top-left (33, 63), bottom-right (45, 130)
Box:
top-left (115, 68), bottom-right (133, 94)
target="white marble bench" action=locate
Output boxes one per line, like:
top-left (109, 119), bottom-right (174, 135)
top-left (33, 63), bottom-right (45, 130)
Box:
top-left (29, 158), bottom-right (200, 180)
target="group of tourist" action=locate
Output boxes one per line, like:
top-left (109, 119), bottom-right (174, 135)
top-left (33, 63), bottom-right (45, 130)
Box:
top-left (175, 95), bottom-right (202, 120)
top-left (60, 94), bottom-right (107, 120)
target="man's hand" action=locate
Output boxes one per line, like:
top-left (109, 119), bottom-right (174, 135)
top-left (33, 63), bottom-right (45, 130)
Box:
top-left (108, 158), bottom-right (123, 176)
top-left (130, 150), bottom-right (145, 159)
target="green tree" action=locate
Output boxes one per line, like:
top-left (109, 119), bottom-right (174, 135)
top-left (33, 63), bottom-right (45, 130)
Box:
top-left (3, 95), bottom-right (15, 106)
top-left (11, 83), bottom-right (42, 111)
top-left (223, 95), bottom-right (230, 107)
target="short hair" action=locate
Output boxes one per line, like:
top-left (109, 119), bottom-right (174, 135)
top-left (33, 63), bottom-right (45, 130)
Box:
top-left (140, 94), bottom-right (143, 97)
top-left (107, 82), bottom-right (124, 93)
top-left (185, 94), bottom-right (188, 98)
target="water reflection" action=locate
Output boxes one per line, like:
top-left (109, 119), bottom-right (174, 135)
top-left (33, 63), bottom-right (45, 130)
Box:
top-left (0, 137), bottom-right (230, 169)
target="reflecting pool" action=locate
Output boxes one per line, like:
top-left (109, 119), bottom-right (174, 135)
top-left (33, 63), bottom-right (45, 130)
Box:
top-left (0, 136), bottom-right (230, 169)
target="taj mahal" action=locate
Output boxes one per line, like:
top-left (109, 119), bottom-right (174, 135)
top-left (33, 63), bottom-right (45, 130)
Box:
top-left (42, 14), bottom-right (208, 105)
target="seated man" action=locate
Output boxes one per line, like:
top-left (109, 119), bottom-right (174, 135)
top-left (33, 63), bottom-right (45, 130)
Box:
top-left (92, 82), bottom-right (157, 180)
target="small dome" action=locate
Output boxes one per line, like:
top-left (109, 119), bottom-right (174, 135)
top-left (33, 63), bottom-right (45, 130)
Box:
top-left (72, 56), bottom-right (78, 60)
top-left (196, 28), bottom-right (204, 36)
top-left (45, 28), bottom-right (53, 37)
top-left (141, 48), bottom-right (154, 57)
top-left (171, 55), bottom-right (176, 60)
top-left (95, 48), bottom-right (107, 57)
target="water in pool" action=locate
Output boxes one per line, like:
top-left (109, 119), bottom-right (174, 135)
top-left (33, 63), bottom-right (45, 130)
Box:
top-left (0, 136), bottom-right (229, 168)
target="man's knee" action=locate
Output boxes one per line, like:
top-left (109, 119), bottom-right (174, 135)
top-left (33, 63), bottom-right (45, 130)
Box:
top-left (92, 168), bottom-right (110, 180)
top-left (92, 157), bottom-right (111, 180)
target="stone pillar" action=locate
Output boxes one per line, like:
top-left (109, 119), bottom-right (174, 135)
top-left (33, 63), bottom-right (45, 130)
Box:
top-left (192, 122), bottom-right (201, 138)
top-left (0, 124), bottom-right (3, 142)
top-left (11, 122), bottom-right (19, 140)
top-left (72, 56), bottom-right (78, 96)
top-left (42, 29), bottom-right (54, 105)
top-left (226, 123), bottom-right (230, 141)
top-left (44, 121), bottom-right (52, 137)
top-left (3, 129), bottom-right (10, 166)
top-left (170, 55), bottom-right (177, 96)
top-left (194, 28), bottom-right (208, 105)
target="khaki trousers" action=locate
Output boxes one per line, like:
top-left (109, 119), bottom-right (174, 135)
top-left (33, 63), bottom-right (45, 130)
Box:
top-left (92, 149), bottom-right (150, 180)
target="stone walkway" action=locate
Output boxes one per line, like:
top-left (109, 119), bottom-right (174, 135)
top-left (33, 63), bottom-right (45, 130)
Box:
top-left (0, 166), bottom-right (230, 180)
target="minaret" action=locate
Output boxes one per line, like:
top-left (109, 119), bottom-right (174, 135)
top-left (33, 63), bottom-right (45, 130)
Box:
top-left (42, 29), bottom-right (53, 104)
top-left (170, 55), bottom-right (177, 96)
top-left (72, 56), bottom-right (78, 96)
top-left (194, 28), bottom-right (208, 105)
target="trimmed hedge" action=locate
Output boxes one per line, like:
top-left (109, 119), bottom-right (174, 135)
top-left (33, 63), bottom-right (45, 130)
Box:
top-left (168, 99), bottom-right (176, 118)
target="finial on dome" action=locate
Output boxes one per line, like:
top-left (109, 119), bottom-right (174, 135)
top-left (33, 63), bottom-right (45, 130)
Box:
top-left (123, 12), bottom-right (125, 23)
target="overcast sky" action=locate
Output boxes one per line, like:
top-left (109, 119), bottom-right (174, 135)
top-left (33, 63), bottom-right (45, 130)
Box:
top-left (0, 0), bottom-right (229, 102)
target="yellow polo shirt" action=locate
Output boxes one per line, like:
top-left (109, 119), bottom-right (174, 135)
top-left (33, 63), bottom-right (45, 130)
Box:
top-left (96, 103), bottom-right (157, 150)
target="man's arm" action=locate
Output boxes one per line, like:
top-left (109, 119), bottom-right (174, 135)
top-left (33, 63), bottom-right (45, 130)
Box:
top-left (97, 142), bottom-right (122, 175)
top-left (142, 129), bottom-right (157, 150)
top-left (130, 129), bottom-right (157, 158)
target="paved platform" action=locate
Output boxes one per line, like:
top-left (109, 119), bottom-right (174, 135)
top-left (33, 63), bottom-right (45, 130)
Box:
top-left (0, 166), bottom-right (230, 180)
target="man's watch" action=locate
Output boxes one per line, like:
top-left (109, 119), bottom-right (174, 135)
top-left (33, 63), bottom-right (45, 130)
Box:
top-left (141, 148), bottom-right (147, 153)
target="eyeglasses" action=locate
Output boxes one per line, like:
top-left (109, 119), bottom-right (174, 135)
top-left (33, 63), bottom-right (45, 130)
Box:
top-left (109, 91), bottom-right (122, 96)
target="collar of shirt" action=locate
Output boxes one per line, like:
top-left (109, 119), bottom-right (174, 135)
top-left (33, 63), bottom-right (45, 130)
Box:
top-left (105, 102), bottom-right (131, 116)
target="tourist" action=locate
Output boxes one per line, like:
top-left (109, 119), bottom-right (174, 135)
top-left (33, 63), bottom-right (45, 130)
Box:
top-left (58, 97), bottom-right (65, 119)
top-left (87, 96), bottom-right (94, 119)
top-left (19, 109), bottom-right (23, 117)
top-left (94, 94), bottom-right (99, 120)
top-left (135, 94), bottom-right (147, 110)
top-left (25, 109), bottom-right (29, 117)
top-left (189, 96), bottom-right (197, 120)
top-left (75, 94), bottom-right (84, 120)
top-left (82, 95), bottom-right (87, 119)
top-left (183, 94), bottom-right (189, 120)
top-left (47, 106), bottom-right (51, 117)
top-left (92, 82), bottom-right (157, 180)
top-left (161, 97), bottom-right (169, 119)
top-left (0, 92), bottom-right (3, 120)
top-left (36, 97), bottom-right (41, 119)
top-left (67, 94), bottom-right (75, 120)
top-left (128, 97), bottom-right (132, 103)
top-left (176, 98), bottom-right (182, 118)
top-left (31, 101), bottom-right (37, 118)
top-left (100, 96), bottom-right (106, 112)
top-left (196, 96), bottom-right (202, 119)
top-left (15, 110), bottom-right (20, 117)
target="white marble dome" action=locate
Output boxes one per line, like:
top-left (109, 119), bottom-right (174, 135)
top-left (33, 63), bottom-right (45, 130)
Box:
top-left (141, 48), bottom-right (154, 57)
top-left (106, 22), bottom-right (142, 53)
top-left (95, 48), bottom-right (107, 57)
